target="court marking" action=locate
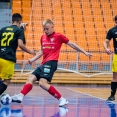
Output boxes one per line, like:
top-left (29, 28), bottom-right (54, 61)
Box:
top-left (67, 88), bottom-right (117, 104)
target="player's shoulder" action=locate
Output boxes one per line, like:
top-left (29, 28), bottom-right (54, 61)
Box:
top-left (1, 25), bottom-right (22, 32)
top-left (12, 25), bottom-right (23, 31)
top-left (54, 32), bottom-right (63, 36)
top-left (109, 26), bottom-right (117, 32)
top-left (1, 25), bottom-right (10, 30)
top-left (41, 34), bottom-right (46, 38)
top-left (53, 32), bottom-right (66, 38)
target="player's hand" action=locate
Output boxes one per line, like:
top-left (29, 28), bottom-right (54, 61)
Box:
top-left (26, 59), bottom-right (33, 65)
top-left (30, 50), bottom-right (36, 55)
top-left (20, 22), bottom-right (28, 28)
top-left (20, 22), bottom-right (28, 30)
top-left (84, 52), bottom-right (92, 57)
top-left (105, 49), bottom-right (112, 55)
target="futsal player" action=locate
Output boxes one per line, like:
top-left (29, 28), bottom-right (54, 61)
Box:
top-left (104, 15), bottom-right (117, 101)
top-left (12, 19), bottom-right (92, 106)
top-left (0, 13), bottom-right (35, 96)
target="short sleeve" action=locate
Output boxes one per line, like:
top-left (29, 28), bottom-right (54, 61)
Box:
top-left (18, 30), bottom-right (26, 44)
top-left (0, 30), bottom-right (1, 40)
top-left (0, 28), bottom-right (3, 41)
top-left (40, 36), bottom-right (43, 45)
top-left (59, 34), bottom-right (69, 44)
top-left (106, 29), bottom-right (112, 40)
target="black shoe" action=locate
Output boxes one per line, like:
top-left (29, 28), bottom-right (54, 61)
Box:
top-left (106, 96), bottom-right (115, 101)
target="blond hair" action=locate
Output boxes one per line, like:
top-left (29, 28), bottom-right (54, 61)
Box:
top-left (42, 19), bottom-right (54, 26)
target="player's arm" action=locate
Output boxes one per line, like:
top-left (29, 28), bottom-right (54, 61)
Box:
top-left (103, 39), bottom-right (112, 54)
top-left (104, 29), bottom-right (112, 55)
top-left (28, 47), bottom-right (43, 64)
top-left (67, 41), bottom-right (92, 57)
top-left (18, 39), bottom-right (35, 55)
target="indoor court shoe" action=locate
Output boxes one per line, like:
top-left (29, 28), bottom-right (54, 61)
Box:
top-left (106, 96), bottom-right (115, 101)
top-left (59, 98), bottom-right (69, 107)
top-left (11, 94), bottom-right (23, 103)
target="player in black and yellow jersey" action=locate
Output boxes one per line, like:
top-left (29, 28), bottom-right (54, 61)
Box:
top-left (104, 15), bottom-right (117, 101)
top-left (0, 13), bottom-right (36, 95)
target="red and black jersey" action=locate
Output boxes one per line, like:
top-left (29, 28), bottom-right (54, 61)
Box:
top-left (41, 32), bottom-right (69, 64)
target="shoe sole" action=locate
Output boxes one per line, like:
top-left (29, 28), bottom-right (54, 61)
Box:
top-left (59, 101), bottom-right (69, 107)
top-left (12, 99), bottom-right (22, 103)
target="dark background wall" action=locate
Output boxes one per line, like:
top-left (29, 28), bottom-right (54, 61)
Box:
top-left (0, 0), bottom-right (10, 2)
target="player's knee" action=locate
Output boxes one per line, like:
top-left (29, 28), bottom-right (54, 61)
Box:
top-left (113, 72), bottom-right (117, 81)
top-left (39, 81), bottom-right (44, 87)
top-left (3, 79), bottom-right (10, 86)
top-left (39, 79), bottom-right (47, 87)
top-left (26, 75), bottom-right (36, 84)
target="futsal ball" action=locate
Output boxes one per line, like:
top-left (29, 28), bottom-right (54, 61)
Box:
top-left (1, 94), bottom-right (12, 105)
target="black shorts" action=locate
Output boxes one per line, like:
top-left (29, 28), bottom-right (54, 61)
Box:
top-left (32, 60), bottom-right (57, 82)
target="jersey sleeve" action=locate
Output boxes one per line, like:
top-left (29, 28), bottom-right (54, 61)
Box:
top-left (17, 30), bottom-right (26, 44)
top-left (0, 29), bottom-right (1, 40)
top-left (59, 34), bottom-right (69, 44)
top-left (0, 28), bottom-right (3, 41)
top-left (40, 36), bottom-right (43, 45)
top-left (106, 29), bottom-right (112, 40)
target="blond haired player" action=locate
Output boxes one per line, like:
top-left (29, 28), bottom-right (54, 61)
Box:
top-left (12, 19), bottom-right (92, 106)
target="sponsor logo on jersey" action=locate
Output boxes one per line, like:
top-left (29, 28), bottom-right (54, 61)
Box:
top-left (50, 38), bottom-right (55, 42)
top-left (43, 38), bottom-right (46, 41)
top-left (42, 42), bottom-right (55, 45)
top-left (1, 48), bottom-right (6, 52)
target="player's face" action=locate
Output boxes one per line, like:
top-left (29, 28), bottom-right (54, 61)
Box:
top-left (43, 23), bottom-right (54, 36)
top-left (115, 20), bottom-right (117, 26)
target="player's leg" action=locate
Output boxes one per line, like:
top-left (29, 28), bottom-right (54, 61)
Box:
top-left (0, 79), bottom-right (11, 95)
top-left (12, 66), bottom-right (41, 103)
top-left (107, 72), bottom-right (117, 101)
top-left (12, 74), bottom-right (37, 103)
top-left (107, 54), bottom-right (117, 101)
top-left (38, 61), bottom-right (68, 106)
top-left (39, 78), bottom-right (68, 106)
top-left (0, 58), bottom-right (14, 95)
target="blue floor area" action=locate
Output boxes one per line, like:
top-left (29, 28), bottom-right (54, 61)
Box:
top-left (0, 85), bottom-right (117, 117)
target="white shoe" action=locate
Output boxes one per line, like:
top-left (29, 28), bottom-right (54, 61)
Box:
top-left (59, 98), bottom-right (69, 107)
top-left (11, 94), bottom-right (23, 103)
top-left (59, 107), bottom-right (68, 116)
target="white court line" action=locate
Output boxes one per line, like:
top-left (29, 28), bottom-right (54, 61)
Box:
top-left (67, 88), bottom-right (117, 104)
top-left (87, 87), bottom-right (111, 91)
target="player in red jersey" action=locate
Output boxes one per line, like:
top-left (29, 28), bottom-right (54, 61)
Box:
top-left (12, 19), bottom-right (92, 106)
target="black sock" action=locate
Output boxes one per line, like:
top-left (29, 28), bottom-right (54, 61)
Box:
top-left (111, 82), bottom-right (117, 97)
top-left (0, 83), bottom-right (7, 95)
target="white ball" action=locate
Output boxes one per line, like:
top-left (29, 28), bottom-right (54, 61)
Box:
top-left (1, 94), bottom-right (12, 105)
